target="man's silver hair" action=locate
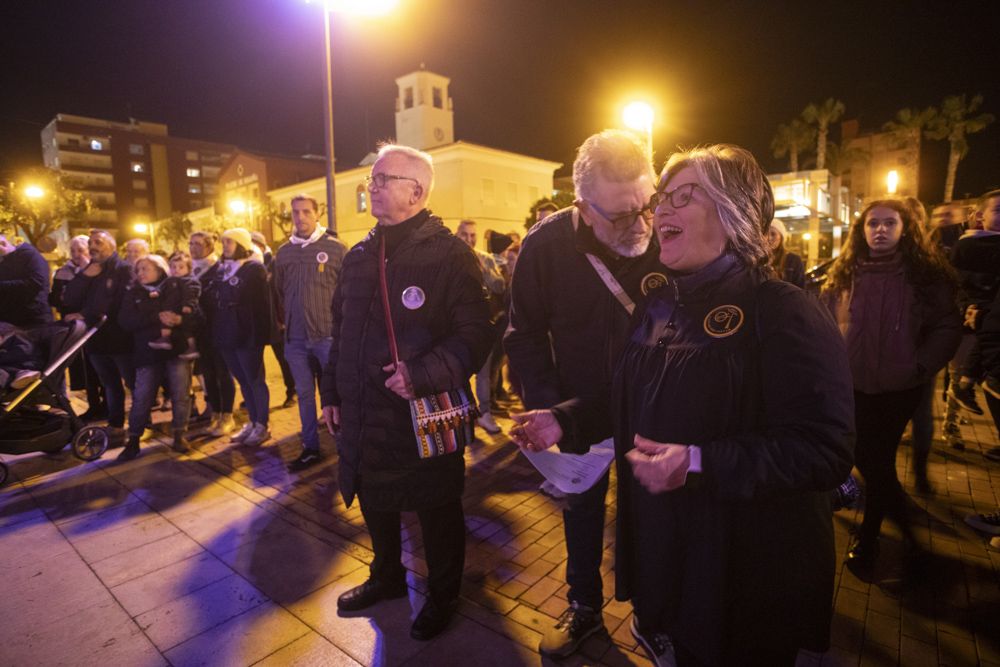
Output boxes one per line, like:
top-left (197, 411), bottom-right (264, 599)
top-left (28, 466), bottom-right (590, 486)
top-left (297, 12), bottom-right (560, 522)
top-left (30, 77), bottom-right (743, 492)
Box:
top-left (126, 238), bottom-right (150, 251)
top-left (69, 234), bottom-right (89, 249)
top-left (572, 129), bottom-right (654, 201)
top-left (376, 143), bottom-right (435, 197)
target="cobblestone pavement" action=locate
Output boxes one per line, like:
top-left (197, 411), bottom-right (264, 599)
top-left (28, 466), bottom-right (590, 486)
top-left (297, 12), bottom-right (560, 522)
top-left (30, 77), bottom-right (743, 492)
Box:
top-left (1, 364), bottom-right (998, 666)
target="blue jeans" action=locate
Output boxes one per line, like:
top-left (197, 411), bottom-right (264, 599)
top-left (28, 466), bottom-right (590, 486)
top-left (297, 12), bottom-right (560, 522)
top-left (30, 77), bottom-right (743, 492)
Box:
top-left (127, 359), bottom-right (193, 438)
top-left (564, 469), bottom-right (610, 610)
top-left (88, 352), bottom-right (135, 428)
top-left (220, 346), bottom-right (269, 425)
top-left (284, 337), bottom-right (332, 450)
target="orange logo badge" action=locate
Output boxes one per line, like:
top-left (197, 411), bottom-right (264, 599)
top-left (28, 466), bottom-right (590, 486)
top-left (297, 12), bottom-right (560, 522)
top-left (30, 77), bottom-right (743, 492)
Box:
top-left (703, 305), bottom-right (744, 338)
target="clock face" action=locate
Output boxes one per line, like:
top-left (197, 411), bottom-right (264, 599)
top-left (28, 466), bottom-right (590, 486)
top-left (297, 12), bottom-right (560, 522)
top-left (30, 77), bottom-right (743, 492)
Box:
top-left (434, 127), bottom-right (444, 141)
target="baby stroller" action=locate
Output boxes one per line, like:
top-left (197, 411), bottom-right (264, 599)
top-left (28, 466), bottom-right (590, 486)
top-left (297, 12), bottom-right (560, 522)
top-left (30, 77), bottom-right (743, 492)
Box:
top-left (0, 317), bottom-right (111, 486)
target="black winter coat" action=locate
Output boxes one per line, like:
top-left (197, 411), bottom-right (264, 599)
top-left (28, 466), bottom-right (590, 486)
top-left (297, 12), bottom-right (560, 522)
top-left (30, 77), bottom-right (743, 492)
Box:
top-left (0, 243), bottom-right (53, 327)
top-left (504, 207), bottom-right (666, 452)
top-left (209, 261), bottom-right (271, 349)
top-left (320, 211), bottom-right (492, 510)
top-left (118, 281), bottom-right (178, 367)
top-left (61, 253), bottom-right (133, 353)
top-left (608, 254), bottom-right (854, 664)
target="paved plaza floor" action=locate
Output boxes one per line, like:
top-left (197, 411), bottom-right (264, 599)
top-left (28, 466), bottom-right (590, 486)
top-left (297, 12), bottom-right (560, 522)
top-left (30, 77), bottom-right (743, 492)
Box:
top-left (1, 364), bottom-right (999, 666)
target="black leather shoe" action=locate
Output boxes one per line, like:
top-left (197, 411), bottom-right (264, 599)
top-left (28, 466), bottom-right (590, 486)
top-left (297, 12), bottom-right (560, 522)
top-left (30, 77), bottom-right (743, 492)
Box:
top-left (410, 598), bottom-right (456, 641)
top-left (337, 579), bottom-right (407, 612)
top-left (845, 539), bottom-right (879, 580)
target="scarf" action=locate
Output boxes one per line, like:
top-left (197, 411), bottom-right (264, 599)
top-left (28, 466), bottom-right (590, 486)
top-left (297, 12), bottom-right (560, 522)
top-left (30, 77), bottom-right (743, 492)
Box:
top-left (289, 226), bottom-right (326, 248)
top-left (220, 259), bottom-right (245, 281)
top-left (192, 255), bottom-right (217, 279)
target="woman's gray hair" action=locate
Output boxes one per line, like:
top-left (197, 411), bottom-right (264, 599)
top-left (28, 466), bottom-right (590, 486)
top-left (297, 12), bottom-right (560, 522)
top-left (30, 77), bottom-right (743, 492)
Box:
top-left (376, 143), bottom-right (435, 196)
top-left (662, 144), bottom-right (775, 269)
top-left (573, 130), bottom-right (655, 201)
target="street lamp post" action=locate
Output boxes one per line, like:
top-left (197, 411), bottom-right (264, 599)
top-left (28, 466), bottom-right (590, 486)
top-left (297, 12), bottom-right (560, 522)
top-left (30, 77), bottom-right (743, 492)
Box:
top-left (321, 4), bottom-right (337, 234)
top-left (623, 101), bottom-right (654, 166)
top-left (307, 0), bottom-right (399, 236)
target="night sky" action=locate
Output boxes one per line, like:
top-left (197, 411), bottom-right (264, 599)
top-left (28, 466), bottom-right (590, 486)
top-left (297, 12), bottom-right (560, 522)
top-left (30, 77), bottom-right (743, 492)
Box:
top-left (3, 0), bottom-right (999, 204)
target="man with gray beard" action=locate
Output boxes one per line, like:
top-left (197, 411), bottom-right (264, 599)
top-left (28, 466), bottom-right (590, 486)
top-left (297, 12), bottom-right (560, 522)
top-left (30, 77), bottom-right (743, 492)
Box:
top-left (505, 130), bottom-right (667, 659)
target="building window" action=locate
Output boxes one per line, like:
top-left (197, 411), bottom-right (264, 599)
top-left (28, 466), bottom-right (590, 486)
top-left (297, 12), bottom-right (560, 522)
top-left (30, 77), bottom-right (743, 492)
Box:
top-left (90, 139), bottom-right (103, 151)
top-left (134, 197), bottom-right (149, 208)
top-left (129, 143), bottom-right (144, 155)
top-left (186, 167), bottom-right (201, 178)
top-left (432, 87), bottom-right (443, 109)
top-left (356, 184), bottom-right (367, 213)
top-left (133, 179), bottom-right (147, 190)
top-left (404, 87), bottom-right (414, 109)
top-left (190, 199), bottom-right (202, 208)
top-left (131, 162), bottom-right (144, 173)
top-left (481, 178), bottom-right (495, 205)
top-left (203, 184), bottom-right (217, 195)
top-left (67, 137), bottom-right (80, 147)
top-left (185, 150), bottom-right (199, 161)
top-left (188, 184), bottom-right (201, 194)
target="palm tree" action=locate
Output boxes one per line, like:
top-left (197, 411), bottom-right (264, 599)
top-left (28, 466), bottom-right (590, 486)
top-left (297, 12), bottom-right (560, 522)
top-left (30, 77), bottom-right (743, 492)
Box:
top-left (801, 98), bottom-right (846, 170)
top-left (925, 94), bottom-right (995, 202)
top-left (883, 107), bottom-right (934, 151)
top-left (771, 119), bottom-right (816, 172)
top-left (824, 141), bottom-right (870, 178)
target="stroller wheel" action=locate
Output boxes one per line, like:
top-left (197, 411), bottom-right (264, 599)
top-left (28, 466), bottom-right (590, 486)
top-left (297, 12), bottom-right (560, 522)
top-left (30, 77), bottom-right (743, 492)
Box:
top-left (73, 426), bottom-right (109, 461)
top-left (0, 461), bottom-right (8, 486)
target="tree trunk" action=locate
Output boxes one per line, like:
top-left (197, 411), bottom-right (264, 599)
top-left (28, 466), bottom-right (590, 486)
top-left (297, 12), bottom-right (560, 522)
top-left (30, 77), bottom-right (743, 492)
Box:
top-left (944, 144), bottom-right (960, 203)
top-left (790, 151), bottom-right (799, 172)
top-left (816, 125), bottom-right (828, 170)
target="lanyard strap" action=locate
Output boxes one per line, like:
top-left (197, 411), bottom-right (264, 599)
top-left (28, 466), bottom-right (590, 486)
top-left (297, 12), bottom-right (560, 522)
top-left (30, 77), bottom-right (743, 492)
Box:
top-left (584, 253), bottom-right (635, 315)
top-left (378, 234), bottom-right (400, 368)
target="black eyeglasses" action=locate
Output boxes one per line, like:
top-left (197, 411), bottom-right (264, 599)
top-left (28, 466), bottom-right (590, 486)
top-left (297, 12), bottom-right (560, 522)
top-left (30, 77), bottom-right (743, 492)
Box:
top-left (365, 173), bottom-right (420, 189)
top-left (648, 182), bottom-right (703, 211)
top-left (585, 201), bottom-right (654, 229)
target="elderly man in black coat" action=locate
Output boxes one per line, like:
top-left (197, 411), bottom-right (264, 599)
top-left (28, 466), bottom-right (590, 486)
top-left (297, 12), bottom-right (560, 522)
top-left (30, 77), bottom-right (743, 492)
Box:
top-left (0, 234), bottom-right (53, 328)
top-left (320, 144), bottom-right (492, 641)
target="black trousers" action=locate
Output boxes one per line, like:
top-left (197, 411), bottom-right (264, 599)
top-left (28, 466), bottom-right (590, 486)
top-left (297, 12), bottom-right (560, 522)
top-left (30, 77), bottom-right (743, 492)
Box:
top-left (360, 498), bottom-right (465, 605)
top-left (564, 469), bottom-right (609, 610)
top-left (854, 386), bottom-right (924, 545)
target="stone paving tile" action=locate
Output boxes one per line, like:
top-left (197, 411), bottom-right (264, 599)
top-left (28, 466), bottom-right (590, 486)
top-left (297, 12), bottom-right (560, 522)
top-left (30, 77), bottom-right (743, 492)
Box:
top-left (163, 601), bottom-right (310, 667)
top-left (253, 630), bottom-right (363, 666)
top-left (284, 568), bottom-right (429, 667)
top-left (91, 530), bottom-right (205, 588)
top-left (71, 513), bottom-right (179, 563)
top-left (111, 550), bottom-right (234, 617)
top-left (136, 572), bottom-right (270, 652)
top-left (1, 597), bottom-right (165, 667)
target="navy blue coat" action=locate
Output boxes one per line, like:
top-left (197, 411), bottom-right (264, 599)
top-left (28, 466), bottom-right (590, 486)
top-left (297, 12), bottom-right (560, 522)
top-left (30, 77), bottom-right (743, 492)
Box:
top-left (61, 253), bottom-right (133, 353)
top-left (209, 261), bottom-right (271, 349)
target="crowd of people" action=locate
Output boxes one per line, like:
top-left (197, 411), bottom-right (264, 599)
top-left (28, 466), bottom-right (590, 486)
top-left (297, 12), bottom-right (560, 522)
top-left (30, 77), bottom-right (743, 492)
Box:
top-left (1, 134), bottom-right (999, 665)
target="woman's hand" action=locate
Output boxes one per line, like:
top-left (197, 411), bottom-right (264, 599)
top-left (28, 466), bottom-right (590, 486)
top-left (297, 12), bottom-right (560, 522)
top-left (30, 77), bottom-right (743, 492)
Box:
top-left (382, 360), bottom-right (415, 399)
top-left (626, 434), bottom-right (691, 494)
top-left (509, 410), bottom-right (562, 453)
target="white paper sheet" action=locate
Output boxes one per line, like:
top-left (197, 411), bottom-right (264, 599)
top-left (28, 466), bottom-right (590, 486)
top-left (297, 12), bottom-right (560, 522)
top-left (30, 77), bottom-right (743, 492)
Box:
top-left (522, 437), bottom-right (615, 494)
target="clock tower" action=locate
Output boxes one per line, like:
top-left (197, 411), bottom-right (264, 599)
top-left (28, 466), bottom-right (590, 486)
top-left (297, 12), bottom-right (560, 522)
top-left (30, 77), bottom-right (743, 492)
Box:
top-left (394, 68), bottom-right (454, 150)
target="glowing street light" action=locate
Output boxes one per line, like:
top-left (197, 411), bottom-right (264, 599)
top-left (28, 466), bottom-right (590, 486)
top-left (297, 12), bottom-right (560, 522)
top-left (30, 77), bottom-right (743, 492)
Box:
top-left (133, 222), bottom-right (150, 234)
top-left (886, 170), bottom-right (899, 195)
top-left (24, 185), bottom-right (44, 199)
top-left (623, 101), bottom-right (654, 163)
top-left (305, 0), bottom-right (399, 233)
top-left (228, 199), bottom-right (248, 215)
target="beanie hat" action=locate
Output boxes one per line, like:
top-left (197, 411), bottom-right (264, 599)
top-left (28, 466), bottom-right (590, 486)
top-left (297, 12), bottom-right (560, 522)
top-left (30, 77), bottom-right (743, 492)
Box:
top-left (769, 219), bottom-right (788, 240)
top-left (222, 227), bottom-right (253, 252)
top-left (487, 231), bottom-right (515, 255)
top-left (137, 253), bottom-right (170, 277)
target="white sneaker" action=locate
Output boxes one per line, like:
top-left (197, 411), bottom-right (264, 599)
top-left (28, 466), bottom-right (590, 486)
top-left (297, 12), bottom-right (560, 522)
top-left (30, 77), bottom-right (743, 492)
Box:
top-left (242, 423), bottom-right (271, 447)
top-left (229, 422), bottom-right (254, 443)
top-left (210, 413), bottom-right (236, 437)
top-left (476, 413), bottom-right (501, 434)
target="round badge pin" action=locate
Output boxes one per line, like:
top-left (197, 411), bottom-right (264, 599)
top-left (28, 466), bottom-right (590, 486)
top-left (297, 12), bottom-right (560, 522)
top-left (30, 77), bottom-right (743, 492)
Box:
top-left (401, 286), bottom-right (426, 310)
top-left (641, 272), bottom-right (668, 296)
top-left (229, 277), bottom-right (240, 286)
top-left (703, 305), bottom-right (744, 338)
top-left (316, 251), bottom-right (329, 264)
